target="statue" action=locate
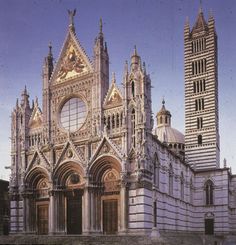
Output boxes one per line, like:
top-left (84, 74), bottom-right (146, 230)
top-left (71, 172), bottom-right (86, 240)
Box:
top-left (68, 9), bottom-right (76, 27)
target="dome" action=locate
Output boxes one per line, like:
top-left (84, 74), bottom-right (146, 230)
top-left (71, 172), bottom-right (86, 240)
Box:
top-left (154, 99), bottom-right (185, 155)
top-left (155, 126), bottom-right (185, 145)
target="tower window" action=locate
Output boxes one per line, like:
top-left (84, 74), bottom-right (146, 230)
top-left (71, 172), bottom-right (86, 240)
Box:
top-left (165, 116), bottom-right (168, 124)
top-left (112, 114), bottom-right (115, 128)
top-left (192, 59), bottom-right (207, 75)
top-left (198, 135), bottom-right (202, 145)
top-left (193, 79), bottom-right (206, 94)
top-left (197, 117), bottom-right (203, 129)
top-left (160, 116), bottom-right (163, 124)
top-left (169, 164), bottom-right (173, 196)
top-left (107, 115), bottom-right (110, 129)
top-left (192, 38), bottom-right (206, 53)
top-left (205, 180), bottom-right (214, 205)
top-left (180, 172), bottom-right (184, 201)
top-left (116, 114), bottom-right (120, 128)
top-left (131, 81), bottom-right (135, 98)
top-left (195, 98), bottom-right (205, 111)
top-left (131, 109), bottom-right (135, 147)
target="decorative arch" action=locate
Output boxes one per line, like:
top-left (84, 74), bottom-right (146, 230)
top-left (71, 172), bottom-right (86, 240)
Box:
top-left (25, 166), bottom-right (50, 189)
top-left (53, 161), bottom-right (85, 188)
top-left (89, 155), bottom-right (122, 184)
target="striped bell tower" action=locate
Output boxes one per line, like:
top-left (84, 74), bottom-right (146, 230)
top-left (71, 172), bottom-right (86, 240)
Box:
top-left (184, 7), bottom-right (220, 170)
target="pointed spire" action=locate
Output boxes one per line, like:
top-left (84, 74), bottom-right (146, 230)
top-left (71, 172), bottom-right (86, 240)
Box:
top-left (99, 17), bottom-right (103, 34)
top-left (185, 16), bottom-right (189, 27)
top-left (199, 0), bottom-right (203, 14)
top-left (35, 96), bottom-right (39, 106)
top-left (68, 9), bottom-right (76, 33)
top-left (143, 62), bottom-right (146, 74)
top-left (133, 45), bottom-right (138, 57)
top-left (48, 42), bottom-right (53, 58)
top-left (224, 158), bottom-right (227, 168)
top-left (16, 98), bottom-right (19, 108)
top-left (192, 5), bottom-right (208, 33)
top-left (131, 45), bottom-right (140, 70)
top-left (21, 85), bottom-right (30, 108)
top-left (111, 72), bottom-right (116, 84)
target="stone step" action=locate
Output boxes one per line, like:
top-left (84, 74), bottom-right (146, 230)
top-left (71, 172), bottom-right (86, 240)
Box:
top-left (0, 235), bottom-right (167, 245)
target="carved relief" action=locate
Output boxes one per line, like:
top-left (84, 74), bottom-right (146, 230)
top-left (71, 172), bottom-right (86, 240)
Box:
top-left (57, 44), bottom-right (88, 81)
top-left (103, 170), bottom-right (119, 192)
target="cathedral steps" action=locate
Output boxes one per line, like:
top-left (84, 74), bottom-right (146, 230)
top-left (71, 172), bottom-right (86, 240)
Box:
top-left (0, 235), bottom-right (167, 245)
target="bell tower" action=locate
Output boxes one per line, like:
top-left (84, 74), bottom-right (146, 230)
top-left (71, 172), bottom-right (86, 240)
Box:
top-left (184, 7), bottom-right (220, 170)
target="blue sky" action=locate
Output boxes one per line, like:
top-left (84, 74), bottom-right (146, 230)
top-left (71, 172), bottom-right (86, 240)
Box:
top-left (0, 0), bottom-right (235, 179)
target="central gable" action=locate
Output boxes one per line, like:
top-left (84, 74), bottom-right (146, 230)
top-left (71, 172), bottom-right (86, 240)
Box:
top-left (51, 30), bottom-right (93, 84)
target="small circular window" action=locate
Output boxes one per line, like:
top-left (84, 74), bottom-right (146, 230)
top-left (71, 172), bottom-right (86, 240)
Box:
top-left (60, 97), bottom-right (86, 131)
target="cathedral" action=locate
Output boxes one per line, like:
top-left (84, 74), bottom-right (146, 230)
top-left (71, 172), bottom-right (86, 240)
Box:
top-left (9, 7), bottom-right (236, 240)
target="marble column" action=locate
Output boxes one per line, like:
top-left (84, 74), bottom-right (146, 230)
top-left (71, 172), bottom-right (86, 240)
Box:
top-left (83, 187), bottom-right (91, 234)
top-left (119, 183), bottom-right (128, 233)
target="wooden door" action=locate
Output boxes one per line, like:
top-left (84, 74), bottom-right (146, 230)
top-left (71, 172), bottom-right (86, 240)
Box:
top-left (37, 204), bottom-right (48, 235)
top-left (103, 199), bottom-right (118, 234)
top-left (67, 192), bottom-right (82, 234)
top-left (205, 219), bottom-right (214, 235)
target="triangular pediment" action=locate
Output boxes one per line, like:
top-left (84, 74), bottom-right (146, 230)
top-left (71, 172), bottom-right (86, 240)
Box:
top-left (51, 30), bottom-right (93, 84)
top-left (28, 102), bottom-right (42, 129)
top-left (55, 140), bottom-right (85, 168)
top-left (26, 150), bottom-right (50, 173)
top-left (103, 82), bottom-right (123, 109)
top-left (90, 136), bottom-right (123, 164)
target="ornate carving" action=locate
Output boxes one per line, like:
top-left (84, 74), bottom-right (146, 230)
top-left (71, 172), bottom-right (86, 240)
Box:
top-left (58, 45), bottom-right (86, 80)
top-left (104, 170), bottom-right (119, 192)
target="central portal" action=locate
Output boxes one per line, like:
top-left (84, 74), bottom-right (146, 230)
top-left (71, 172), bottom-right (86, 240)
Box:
top-left (103, 199), bottom-right (118, 234)
top-left (67, 191), bottom-right (82, 234)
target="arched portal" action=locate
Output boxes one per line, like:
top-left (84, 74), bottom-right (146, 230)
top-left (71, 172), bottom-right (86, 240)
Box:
top-left (54, 161), bottom-right (85, 234)
top-left (89, 155), bottom-right (122, 234)
top-left (25, 167), bottom-right (50, 235)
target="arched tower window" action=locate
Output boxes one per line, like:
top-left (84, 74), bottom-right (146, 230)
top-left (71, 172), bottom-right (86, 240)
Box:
top-left (190, 177), bottom-right (193, 204)
top-left (131, 81), bottom-right (135, 98)
top-left (180, 172), bottom-right (184, 200)
top-left (116, 113), bottom-right (120, 128)
top-left (131, 109), bottom-right (135, 147)
top-left (160, 116), bottom-right (163, 124)
top-left (198, 135), bottom-right (202, 145)
top-left (153, 154), bottom-right (160, 188)
top-left (205, 180), bottom-right (214, 205)
top-left (169, 164), bottom-right (173, 196)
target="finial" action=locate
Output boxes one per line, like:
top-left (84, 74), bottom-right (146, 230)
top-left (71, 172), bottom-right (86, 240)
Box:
top-left (143, 62), bottom-right (146, 73)
top-left (48, 42), bottom-right (52, 56)
top-left (68, 9), bottom-right (76, 32)
top-left (35, 96), bottom-right (38, 106)
top-left (162, 97), bottom-right (165, 105)
top-left (111, 72), bottom-right (116, 84)
top-left (104, 41), bottom-right (108, 52)
top-left (209, 8), bottom-right (214, 19)
top-left (199, 0), bottom-right (203, 14)
top-left (99, 17), bottom-right (103, 33)
top-left (133, 45), bottom-right (137, 56)
top-left (24, 85), bottom-right (27, 94)
top-left (185, 16), bottom-right (189, 25)
top-left (223, 158), bottom-right (227, 168)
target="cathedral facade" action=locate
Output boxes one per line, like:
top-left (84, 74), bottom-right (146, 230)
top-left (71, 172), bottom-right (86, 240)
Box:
top-left (9, 8), bottom-right (236, 238)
